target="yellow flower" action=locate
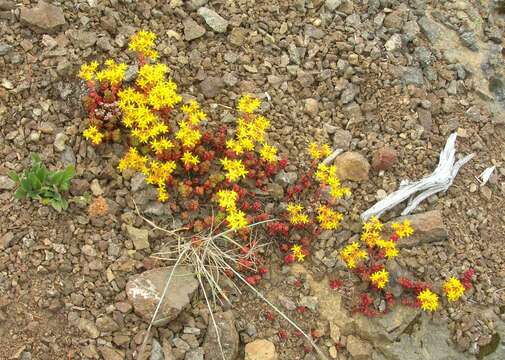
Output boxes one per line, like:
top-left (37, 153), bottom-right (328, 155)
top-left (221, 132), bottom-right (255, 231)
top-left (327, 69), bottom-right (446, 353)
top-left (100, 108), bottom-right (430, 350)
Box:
top-left (129, 30), bottom-right (158, 59)
top-left (216, 190), bottom-right (238, 211)
top-left (291, 244), bottom-right (306, 262)
top-left (145, 160), bottom-right (176, 187)
top-left (384, 246), bottom-right (399, 259)
top-left (287, 203), bottom-right (309, 225)
top-left (314, 163), bottom-right (350, 200)
top-left (360, 231), bottom-right (381, 247)
top-left (392, 219), bottom-right (414, 238)
top-left (83, 125), bottom-right (104, 145)
top-left (118, 147), bottom-right (148, 173)
top-left (151, 137), bottom-right (174, 154)
top-left (118, 87), bottom-right (147, 111)
top-left (340, 242), bottom-right (368, 269)
top-left (316, 205), bottom-right (343, 230)
top-left (147, 80), bottom-right (182, 110)
top-left (176, 121), bottom-right (202, 148)
top-left (181, 151), bottom-right (200, 166)
top-left (417, 289), bottom-right (439, 312)
top-left (220, 158), bottom-right (248, 182)
top-left (370, 269), bottom-right (389, 289)
top-left (136, 63), bottom-right (169, 88)
top-left (225, 139), bottom-right (244, 155)
top-left (238, 95), bottom-right (261, 113)
top-left (308, 142), bottom-right (321, 159)
top-left (443, 277), bottom-right (465, 302)
top-left (320, 143), bottom-right (332, 157)
top-left (259, 144), bottom-right (278, 163)
top-left (157, 185), bottom-right (169, 202)
top-left (96, 59), bottom-right (127, 86)
top-left (226, 210), bottom-right (248, 230)
top-left (79, 61), bottom-right (99, 81)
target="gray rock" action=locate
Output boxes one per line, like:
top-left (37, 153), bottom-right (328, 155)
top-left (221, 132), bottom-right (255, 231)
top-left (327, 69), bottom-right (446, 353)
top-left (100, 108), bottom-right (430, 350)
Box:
top-left (332, 129), bottom-right (352, 149)
top-left (68, 30), bottom-right (97, 49)
top-left (459, 31), bottom-right (478, 51)
top-left (0, 175), bottom-right (15, 190)
top-left (185, 348), bottom-right (204, 360)
top-left (203, 311), bottom-right (239, 360)
top-left (131, 173), bottom-right (146, 192)
top-left (78, 317), bottom-right (100, 339)
top-left (96, 316), bottom-right (119, 333)
top-left (342, 102), bottom-right (363, 124)
top-left (183, 18), bottom-right (206, 41)
top-left (200, 76), bottom-right (224, 98)
top-left (188, 0), bottom-right (208, 10)
top-left (417, 107), bottom-right (432, 135)
top-left (278, 294), bottom-right (296, 311)
top-left (385, 34), bottom-right (402, 52)
top-left (53, 133), bottom-right (67, 152)
top-left (197, 7), bottom-right (228, 33)
top-left (341, 83), bottom-right (359, 104)
top-left (402, 66), bottom-right (424, 86)
top-left (417, 16), bottom-right (444, 44)
top-left (126, 225), bottom-right (150, 250)
top-left (325, 0), bottom-right (342, 11)
top-left (266, 182), bottom-right (284, 200)
top-left (20, 0), bottom-right (66, 33)
top-left (0, 43), bottom-right (12, 56)
top-left (275, 171), bottom-right (298, 186)
top-left (414, 47), bottom-right (433, 68)
top-left (150, 338), bottom-right (164, 360)
top-left (346, 335), bottom-right (373, 360)
top-left (229, 27), bottom-right (248, 46)
top-left (304, 98), bottom-right (319, 115)
top-left (126, 266), bottom-right (198, 325)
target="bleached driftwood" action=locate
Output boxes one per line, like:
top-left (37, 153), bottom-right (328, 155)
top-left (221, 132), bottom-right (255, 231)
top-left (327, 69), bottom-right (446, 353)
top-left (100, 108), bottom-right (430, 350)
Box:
top-left (322, 148), bottom-right (343, 165)
top-left (361, 133), bottom-right (475, 220)
top-left (476, 166), bottom-right (496, 186)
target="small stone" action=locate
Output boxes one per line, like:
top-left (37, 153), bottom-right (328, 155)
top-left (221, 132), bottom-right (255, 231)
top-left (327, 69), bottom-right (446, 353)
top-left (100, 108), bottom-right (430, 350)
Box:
top-left (332, 129), bottom-right (352, 149)
top-left (325, 0), bottom-right (342, 12)
top-left (385, 34), bottom-right (402, 52)
top-left (0, 1), bottom-right (15, 11)
top-left (417, 107), bottom-right (433, 135)
top-left (267, 183), bottom-right (284, 200)
top-left (53, 133), bottom-right (67, 152)
top-left (244, 341), bottom-right (279, 360)
top-left (0, 175), bottom-right (15, 190)
top-left (197, 7), bottom-right (228, 33)
top-left (0, 43), bottom-right (12, 56)
top-left (96, 316), bottom-right (119, 333)
top-left (278, 295), bottom-right (296, 311)
top-left (90, 179), bottom-right (103, 196)
top-left (402, 66), bottom-right (424, 86)
top-left (131, 173), bottom-right (146, 192)
top-left (333, 152), bottom-right (370, 182)
top-left (346, 335), bottom-right (372, 360)
top-left (200, 76), bottom-right (224, 98)
top-left (0, 232), bottom-right (14, 249)
top-left (126, 225), bottom-right (150, 250)
top-left (372, 146), bottom-right (397, 171)
top-left (20, 1), bottom-right (66, 33)
top-left (98, 346), bottom-right (125, 360)
top-left (150, 338), bottom-right (164, 360)
top-left (341, 83), bottom-right (359, 104)
top-left (126, 266), bottom-right (198, 325)
top-left (183, 18), bottom-right (206, 41)
top-left (185, 348), bottom-right (204, 360)
top-left (390, 210), bottom-right (448, 248)
top-left (229, 27), bottom-right (248, 46)
top-left (304, 98), bottom-right (319, 116)
top-left (78, 318), bottom-right (100, 339)
top-left (203, 311), bottom-right (239, 360)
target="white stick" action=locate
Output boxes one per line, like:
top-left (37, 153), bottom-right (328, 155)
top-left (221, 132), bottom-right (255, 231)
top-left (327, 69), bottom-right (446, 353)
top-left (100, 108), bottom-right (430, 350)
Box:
top-left (361, 133), bottom-right (474, 220)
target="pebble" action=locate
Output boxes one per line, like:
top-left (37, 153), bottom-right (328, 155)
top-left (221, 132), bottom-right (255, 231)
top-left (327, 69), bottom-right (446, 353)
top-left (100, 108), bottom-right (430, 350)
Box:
top-left (333, 152), bottom-right (370, 181)
top-left (244, 339), bottom-right (278, 360)
top-left (303, 98), bottom-right (319, 116)
top-left (197, 7), bottom-right (228, 33)
top-left (19, 1), bottom-right (66, 33)
top-left (0, 175), bottom-right (15, 190)
top-left (53, 133), bottom-right (67, 152)
top-left (183, 18), bottom-right (206, 41)
top-left (126, 225), bottom-right (150, 250)
top-left (90, 179), bottom-right (104, 196)
top-left (372, 146), bottom-right (398, 171)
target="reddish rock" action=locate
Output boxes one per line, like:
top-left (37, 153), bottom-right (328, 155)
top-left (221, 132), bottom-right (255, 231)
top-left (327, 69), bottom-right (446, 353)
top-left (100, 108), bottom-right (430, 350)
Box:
top-left (388, 210), bottom-right (448, 248)
top-left (372, 146), bottom-right (398, 171)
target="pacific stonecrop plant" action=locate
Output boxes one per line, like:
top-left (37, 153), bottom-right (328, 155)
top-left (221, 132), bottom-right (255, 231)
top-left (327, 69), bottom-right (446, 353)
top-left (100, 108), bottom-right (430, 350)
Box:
top-left (79, 29), bottom-right (474, 339)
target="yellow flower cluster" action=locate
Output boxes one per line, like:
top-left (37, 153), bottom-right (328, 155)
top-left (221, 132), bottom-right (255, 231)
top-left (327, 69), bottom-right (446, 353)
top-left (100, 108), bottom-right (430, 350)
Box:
top-left (181, 151), bottom-right (200, 166)
top-left (220, 158), bottom-right (248, 182)
top-left (136, 63), bottom-right (169, 89)
top-left (214, 189), bottom-right (248, 230)
top-left (145, 160), bottom-right (177, 202)
top-left (176, 120), bottom-right (202, 148)
top-left (128, 30), bottom-right (158, 59)
top-left (226, 210), bottom-right (248, 230)
top-left (287, 203), bottom-right (309, 225)
top-left (83, 125), bottom-right (104, 145)
top-left (216, 190), bottom-right (239, 211)
top-left (443, 277), bottom-right (465, 302)
top-left (181, 100), bottom-right (207, 125)
top-left (370, 269), bottom-right (389, 289)
top-left (392, 219), bottom-right (414, 238)
top-left (118, 147), bottom-right (149, 173)
top-left (259, 144), bottom-right (278, 163)
top-left (314, 163), bottom-right (351, 199)
top-left (417, 289), bottom-right (439, 311)
top-left (79, 61), bottom-right (99, 81)
top-left (238, 95), bottom-right (261, 113)
top-left (360, 216), bottom-right (400, 259)
top-left (316, 205), bottom-right (343, 230)
top-left (291, 244), bottom-right (306, 262)
top-left (148, 80), bottom-right (182, 110)
top-left (226, 116), bottom-right (271, 155)
top-left (308, 142), bottom-right (331, 160)
top-left (151, 137), bottom-right (174, 154)
top-left (96, 59), bottom-right (127, 86)
top-left (340, 242), bottom-right (368, 269)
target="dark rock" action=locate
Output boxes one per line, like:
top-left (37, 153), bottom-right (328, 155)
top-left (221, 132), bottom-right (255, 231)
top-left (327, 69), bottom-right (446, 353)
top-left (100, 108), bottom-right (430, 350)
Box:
top-left (200, 76), bottom-right (224, 98)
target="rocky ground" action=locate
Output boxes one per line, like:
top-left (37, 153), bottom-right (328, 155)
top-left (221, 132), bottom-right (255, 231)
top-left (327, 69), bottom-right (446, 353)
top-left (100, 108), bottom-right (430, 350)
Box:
top-left (1, 0), bottom-right (505, 359)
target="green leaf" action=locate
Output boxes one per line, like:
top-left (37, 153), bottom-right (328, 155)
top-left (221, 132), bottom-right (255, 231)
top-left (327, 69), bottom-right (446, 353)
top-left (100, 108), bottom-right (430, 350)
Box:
top-left (14, 188), bottom-right (27, 199)
top-left (20, 178), bottom-right (32, 192)
top-left (30, 153), bottom-right (41, 165)
top-left (50, 199), bottom-right (63, 212)
top-left (27, 173), bottom-right (42, 191)
top-left (8, 170), bottom-right (19, 183)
